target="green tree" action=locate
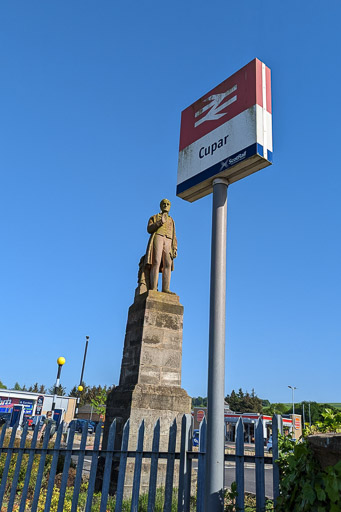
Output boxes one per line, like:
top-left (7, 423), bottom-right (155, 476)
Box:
top-left (263, 403), bottom-right (290, 416)
top-left (28, 382), bottom-right (45, 393)
top-left (48, 384), bottom-right (66, 396)
top-left (91, 388), bottom-right (109, 416)
top-left (13, 382), bottom-right (22, 390)
top-left (69, 383), bottom-right (114, 410)
top-left (225, 388), bottom-right (263, 413)
top-left (192, 396), bottom-right (207, 407)
top-left (38, 384), bottom-right (47, 394)
top-left (295, 401), bottom-right (339, 425)
top-left (0, 379), bottom-right (7, 389)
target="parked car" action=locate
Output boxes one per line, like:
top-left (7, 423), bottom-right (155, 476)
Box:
top-left (70, 419), bottom-right (95, 434)
top-left (0, 412), bottom-right (11, 426)
top-left (192, 429), bottom-right (199, 447)
top-left (31, 415), bottom-right (46, 431)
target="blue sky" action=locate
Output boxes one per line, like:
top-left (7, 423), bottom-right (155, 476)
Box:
top-left (1, 0), bottom-right (340, 404)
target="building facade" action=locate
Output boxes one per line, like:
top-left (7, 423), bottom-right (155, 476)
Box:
top-left (0, 388), bottom-right (77, 423)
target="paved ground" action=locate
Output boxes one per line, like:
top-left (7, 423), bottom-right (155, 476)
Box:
top-left (224, 463), bottom-right (273, 499)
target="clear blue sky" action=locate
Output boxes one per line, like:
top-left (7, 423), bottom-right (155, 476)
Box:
top-left (1, 0), bottom-right (340, 404)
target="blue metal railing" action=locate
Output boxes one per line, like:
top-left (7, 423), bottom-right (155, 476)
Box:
top-left (0, 414), bottom-right (280, 511)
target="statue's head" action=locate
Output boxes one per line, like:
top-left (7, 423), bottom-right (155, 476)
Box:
top-left (160, 198), bottom-right (171, 213)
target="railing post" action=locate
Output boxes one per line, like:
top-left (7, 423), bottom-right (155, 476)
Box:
top-left (235, 418), bottom-right (245, 512)
top-left (71, 421), bottom-right (89, 512)
top-left (196, 417), bottom-right (207, 512)
top-left (7, 422), bottom-right (29, 512)
top-left (178, 414), bottom-right (192, 512)
top-left (57, 420), bottom-right (76, 512)
top-left (19, 422), bottom-right (40, 512)
top-left (44, 421), bottom-right (64, 512)
top-left (255, 418), bottom-right (265, 512)
top-left (131, 420), bottom-right (145, 511)
top-left (115, 419), bottom-right (130, 512)
top-left (147, 419), bottom-right (160, 512)
top-left (85, 421), bottom-right (103, 512)
top-left (164, 418), bottom-right (177, 512)
top-left (272, 414), bottom-right (280, 505)
top-left (0, 420), bottom-right (19, 509)
top-left (31, 421), bottom-right (54, 512)
top-left (100, 419), bottom-right (117, 512)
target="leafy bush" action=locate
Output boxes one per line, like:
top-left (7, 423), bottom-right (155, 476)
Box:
top-left (276, 411), bottom-right (341, 512)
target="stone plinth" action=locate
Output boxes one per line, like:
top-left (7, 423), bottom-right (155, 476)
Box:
top-left (119, 290), bottom-right (184, 388)
top-left (308, 433), bottom-right (341, 469)
top-left (99, 290), bottom-right (192, 495)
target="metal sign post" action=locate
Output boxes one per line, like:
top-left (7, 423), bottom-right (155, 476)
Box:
top-left (205, 178), bottom-right (228, 511)
top-left (176, 58), bottom-right (273, 512)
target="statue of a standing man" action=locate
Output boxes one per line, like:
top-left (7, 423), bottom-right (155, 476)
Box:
top-left (144, 198), bottom-right (177, 293)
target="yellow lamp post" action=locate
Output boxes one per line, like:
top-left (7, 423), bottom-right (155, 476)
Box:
top-left (52, 357), bottom-right (65, 412)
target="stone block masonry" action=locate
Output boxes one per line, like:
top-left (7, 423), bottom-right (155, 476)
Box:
top-left (100, 290), bottom-right (192, 496)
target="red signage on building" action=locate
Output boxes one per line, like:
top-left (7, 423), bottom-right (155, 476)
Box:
top-left (197, 409), bottom-right (205, 423)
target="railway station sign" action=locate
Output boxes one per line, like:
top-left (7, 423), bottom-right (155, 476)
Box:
top-left (177, 58), bottom-right (273, 202)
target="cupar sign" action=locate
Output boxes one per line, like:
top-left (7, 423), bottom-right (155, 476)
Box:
top-left (177, 58), bottom-right (273, 202)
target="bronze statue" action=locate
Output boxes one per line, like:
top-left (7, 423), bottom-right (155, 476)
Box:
top-left (138, 199), bottom-right (177, 294)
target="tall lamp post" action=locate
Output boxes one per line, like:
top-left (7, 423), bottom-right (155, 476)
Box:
top-left (75, 336), bottom-right (89, 417)
top-left (288, 385), bottom-right (297, 437)
top-left (52, 357), bottom-right (65, 412)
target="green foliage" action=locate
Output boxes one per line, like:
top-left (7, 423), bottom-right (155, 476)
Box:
top-left (276, 411), bottom-right (341, 511)
top-left (0, 379), bottom-right (7, 389)
top-left (315, 409), bottom-right (341, 433)
top-left (47, 384), bottom-right (66, 396)
top-left (0, 434), bottom-right (53, 501)
top-left (224, 482), bottom-right (238, 511)
top-left (225, 388), bottom-right (263, 413)
top-left (263, 403), bottom-right (290, 416)
top-left (69, 383), bottom-right (113, 408)
top-left (27, 382), bottom-right (47, 393)
top-left (277, 440), bottom-right (341, 511)
top-left (90, 388), bottom-right (108, 416)
top-left (223, 484), bottom-right (274, 511)
top-left (192, 396), bottom-right (207, 407)
top-left (296, 401), bottom-right (340, 425)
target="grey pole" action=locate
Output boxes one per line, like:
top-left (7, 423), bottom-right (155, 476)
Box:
top-left (205, 178), bottom-right (228, 512)
top-left (293, 388), bottom-right (295, 415)
top-left (75, 335), bottom-right (90, 416)
top-left (288, 385), bottom-right (297, 438)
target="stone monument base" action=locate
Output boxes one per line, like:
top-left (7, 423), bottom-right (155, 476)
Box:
top-left (104, 384), bottom-right (191, 496)
top-left (98, 290), bottom-right (192, 496)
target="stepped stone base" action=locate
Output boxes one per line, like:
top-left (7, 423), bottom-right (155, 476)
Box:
top-left (105, 384), bottom-right (191, 452)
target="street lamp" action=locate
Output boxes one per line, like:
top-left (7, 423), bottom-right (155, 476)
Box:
top-left (75, 336), bottom-right (89, 416)
top-left (288, 385), bottom-right (297, 415)
top-left (52, 357), bottom-right (65, 412)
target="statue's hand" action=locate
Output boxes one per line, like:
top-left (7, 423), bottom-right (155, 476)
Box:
top-left (173, 249), bottom-right (177, 259)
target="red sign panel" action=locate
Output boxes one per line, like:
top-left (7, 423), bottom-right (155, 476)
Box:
top-left (179, 59), bottom-right (271, 152)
